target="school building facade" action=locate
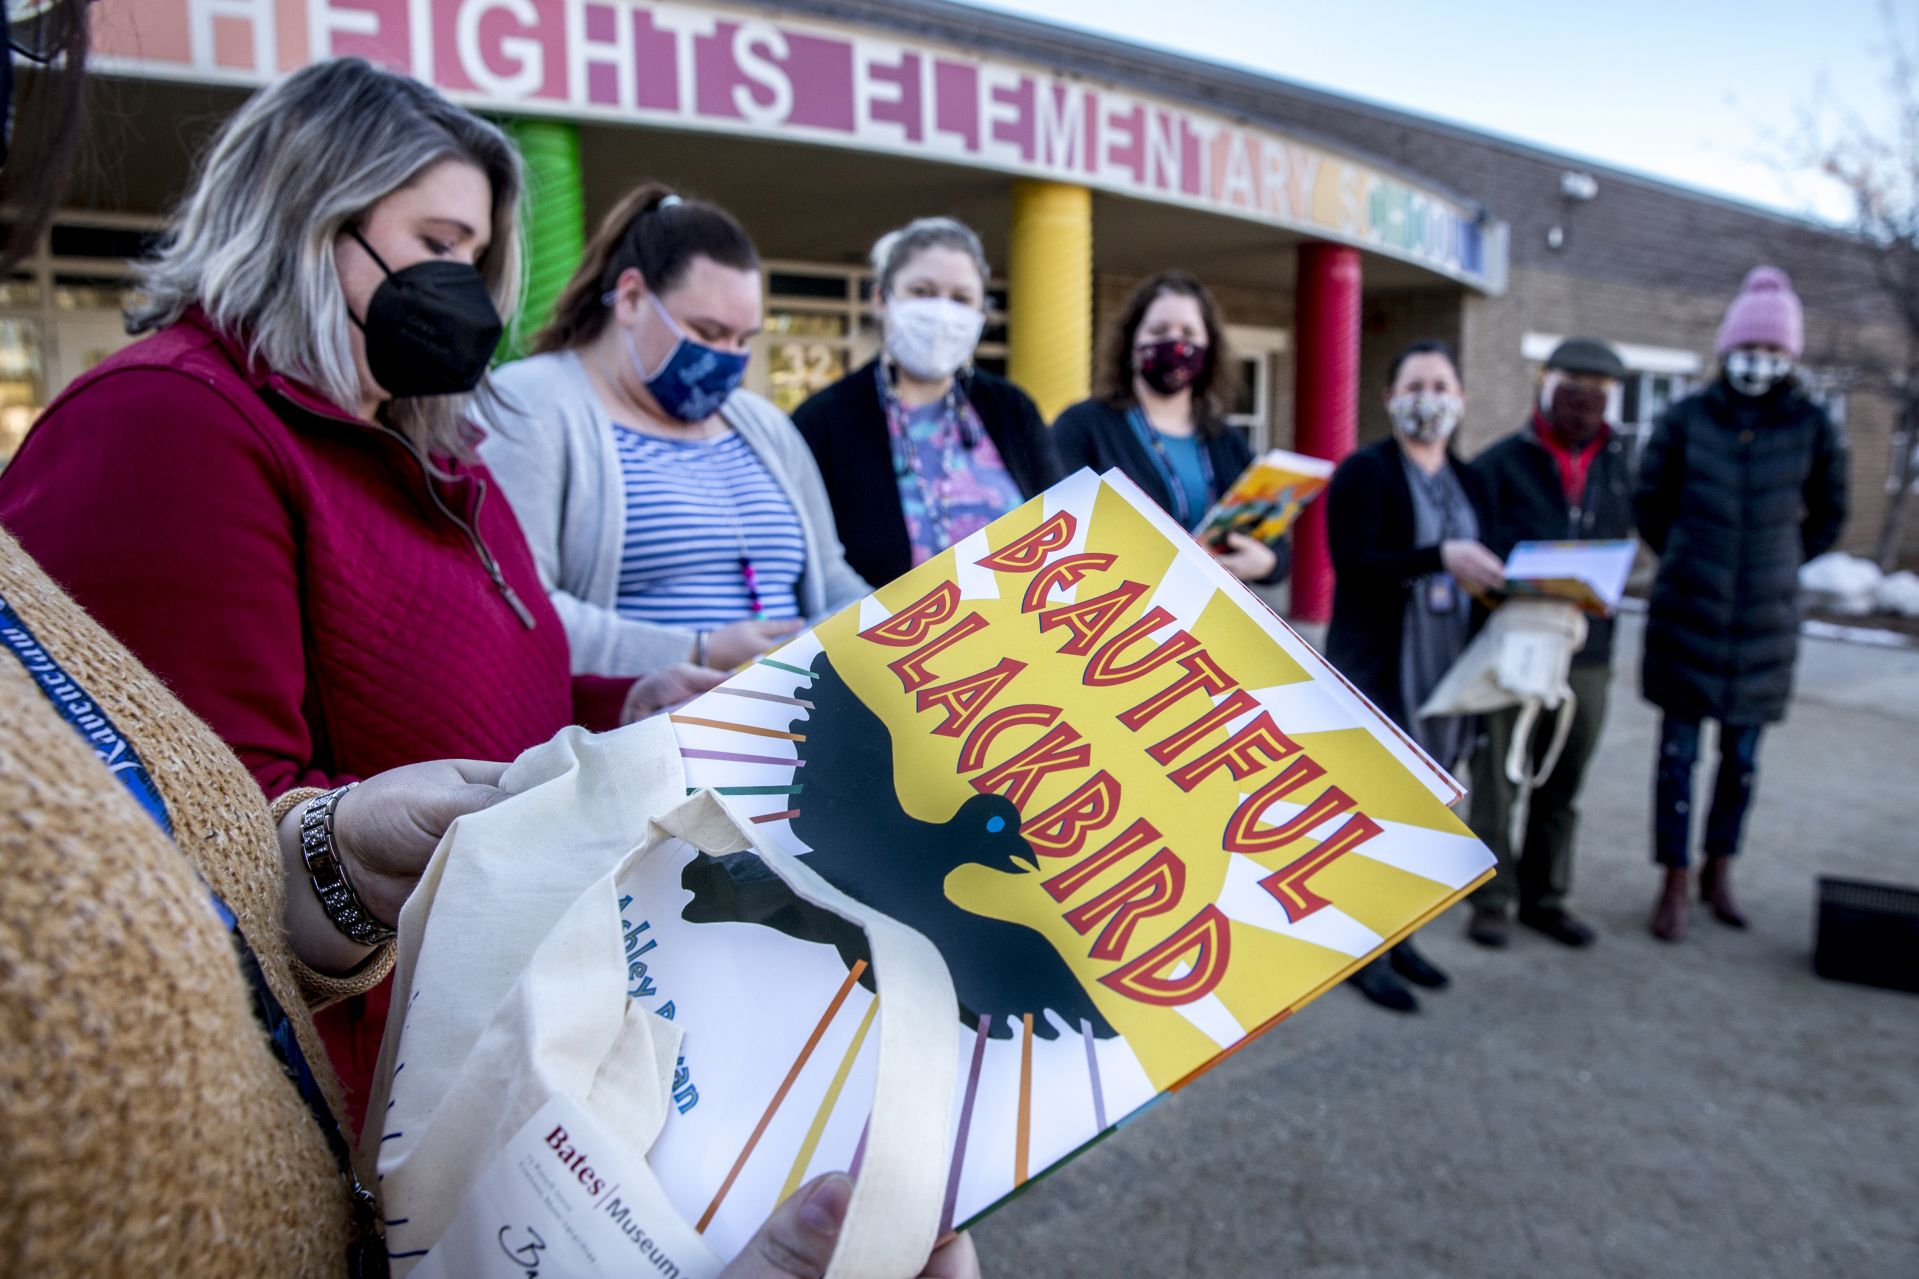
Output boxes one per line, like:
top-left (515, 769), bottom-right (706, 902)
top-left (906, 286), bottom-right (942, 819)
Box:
top-left (3, 0), bottom-right (1909, 614)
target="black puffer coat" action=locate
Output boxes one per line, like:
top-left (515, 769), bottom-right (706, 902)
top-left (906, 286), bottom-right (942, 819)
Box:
top-left (1634, 378), bottom-right (1847, 724)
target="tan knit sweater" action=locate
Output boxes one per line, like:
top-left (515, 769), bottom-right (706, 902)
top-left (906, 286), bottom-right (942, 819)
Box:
top-left (0, 530), bottom-right (392, 1276)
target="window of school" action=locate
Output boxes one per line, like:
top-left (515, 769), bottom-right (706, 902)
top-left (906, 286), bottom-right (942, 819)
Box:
top-left (0, 211), bottom-right (159, 463)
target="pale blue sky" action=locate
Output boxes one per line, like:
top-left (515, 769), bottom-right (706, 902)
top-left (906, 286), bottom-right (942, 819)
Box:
top-left (960, 0), bottom-right (1907, 223)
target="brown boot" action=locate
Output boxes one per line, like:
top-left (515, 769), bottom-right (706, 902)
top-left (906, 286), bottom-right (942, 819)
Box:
top-left (1650, 868), bottom-right (1690, 942)
top-left (1699, 856), bottom-right (1749, 929)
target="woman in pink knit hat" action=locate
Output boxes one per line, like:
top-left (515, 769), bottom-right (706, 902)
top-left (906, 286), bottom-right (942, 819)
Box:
top-left (1632, 266), bottom-right (1848, 941)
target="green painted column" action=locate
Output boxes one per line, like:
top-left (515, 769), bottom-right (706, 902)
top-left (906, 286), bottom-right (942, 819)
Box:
top-left (506, 119), bottom-right (585, 358)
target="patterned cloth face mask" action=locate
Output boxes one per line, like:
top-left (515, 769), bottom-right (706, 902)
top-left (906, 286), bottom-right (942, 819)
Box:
top-left (1135, 338), bottom-right (1208, 395)
top-left (621, 291), bottom-right (750, 423)
top-left (1388, 391), bottom-right (1464, 443)
top-left (1723, 348), bottom-right (1794, 398)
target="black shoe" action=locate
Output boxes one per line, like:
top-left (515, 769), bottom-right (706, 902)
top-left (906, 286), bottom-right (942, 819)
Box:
top-left (1518, 905), bottom-right (1597, 948)
top-left (1466, 905), bottom-right (1512, 949)
top-left (1390, 940), bottom-right (1451, 989)
top-left (1349, 959), bottom-right (1419, 1013)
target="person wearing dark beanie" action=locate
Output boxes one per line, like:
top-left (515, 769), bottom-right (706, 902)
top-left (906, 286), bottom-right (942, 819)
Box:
top-left (1463, 337), bottom-right (1632, 951)
top-left (1634, 266), bottom-right (1848, 941)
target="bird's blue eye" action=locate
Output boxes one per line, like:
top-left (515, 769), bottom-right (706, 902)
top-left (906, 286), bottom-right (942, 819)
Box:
top-left (985, 815), bottom-right (1006, 834)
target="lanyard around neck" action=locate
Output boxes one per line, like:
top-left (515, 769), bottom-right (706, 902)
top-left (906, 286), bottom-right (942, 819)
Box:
top-left (878, 361), bottom-right (983, 549)
top-left (1125, 405), bottom-right (1215, 528)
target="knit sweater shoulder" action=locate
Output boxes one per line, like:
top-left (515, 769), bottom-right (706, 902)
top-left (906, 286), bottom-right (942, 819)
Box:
top-left (0, 529), bottom-right (383, 1276)
top-left (476, 350), bottom-right (871, 677)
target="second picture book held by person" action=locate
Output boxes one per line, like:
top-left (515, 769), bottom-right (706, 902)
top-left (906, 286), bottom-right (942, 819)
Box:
top-left (626, 467), bottom-right (1497, 1256)
top-left (1495, 540), bottom-right (1638, 616)
top-left (1195, 447), bottom-right (1335, 546)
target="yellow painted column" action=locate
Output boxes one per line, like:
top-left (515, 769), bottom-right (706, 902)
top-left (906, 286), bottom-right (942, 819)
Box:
top-left (1006, 180), bottom-right (1093, 422)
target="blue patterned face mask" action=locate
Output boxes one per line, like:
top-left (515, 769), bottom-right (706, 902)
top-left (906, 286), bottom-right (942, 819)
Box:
top-left (625, 291), bottom-right (749, 422)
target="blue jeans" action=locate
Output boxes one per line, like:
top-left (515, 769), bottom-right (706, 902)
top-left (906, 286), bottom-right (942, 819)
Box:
top-left (1654, 717), bottom-right (1764, 868)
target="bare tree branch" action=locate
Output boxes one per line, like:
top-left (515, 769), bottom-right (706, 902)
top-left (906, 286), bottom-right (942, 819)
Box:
top-left (1767, 2), bottom-right (1919, 566)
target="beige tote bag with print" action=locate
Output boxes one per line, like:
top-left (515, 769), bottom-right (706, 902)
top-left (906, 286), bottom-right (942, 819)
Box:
top-left (1419, 597), bottom-right (1591, 787)
top-left (362, 717), bottom-right (960, 1279)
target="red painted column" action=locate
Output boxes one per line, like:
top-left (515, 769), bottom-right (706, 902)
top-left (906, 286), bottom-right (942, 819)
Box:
top-left (1289, 242), bottom-right (1363, 623)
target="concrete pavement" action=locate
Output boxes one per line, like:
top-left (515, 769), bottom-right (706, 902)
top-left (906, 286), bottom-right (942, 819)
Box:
top-left (972, 615), bottom-right (1919, 1278)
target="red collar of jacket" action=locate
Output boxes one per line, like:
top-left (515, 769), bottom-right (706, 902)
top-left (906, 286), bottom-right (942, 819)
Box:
top-left (180, 305), bottom-right (365, 426)
top-left (176, 306), bottom-right (489, 520)
top-left (1530, 409), bottom-right (1609, 506)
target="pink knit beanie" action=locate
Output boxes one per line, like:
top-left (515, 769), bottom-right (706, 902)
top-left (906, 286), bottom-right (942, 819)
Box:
top-left (1715, 266), bottom-right (1803, 357)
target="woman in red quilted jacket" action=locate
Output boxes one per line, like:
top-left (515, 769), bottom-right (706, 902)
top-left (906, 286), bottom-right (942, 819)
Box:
top-left (0, 58), bottom-right (718, 1125)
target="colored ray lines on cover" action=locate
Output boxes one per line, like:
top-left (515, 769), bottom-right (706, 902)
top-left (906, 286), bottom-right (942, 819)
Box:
top-left (1015, 1014), bottom-right (1035, 1186)
top-left (1081, 1019), bottom-right (1107, 1130)
top-left (940, 1020), bottom-right (994, 1235)
top-left (713, 686), bottom-right (816, 709)
top-left (699, 959), bottom-right (869, 1232)
top-left (677, 660), bottom-right (818, 820)
top-left (681, 748), bottom-right (808, 768)
top-left (669, 714), bottom-right (806, 742)
top-left (848, 1117), bottom-right (871, 1178)
top-left (779, 997), bottom-right (880, 1202)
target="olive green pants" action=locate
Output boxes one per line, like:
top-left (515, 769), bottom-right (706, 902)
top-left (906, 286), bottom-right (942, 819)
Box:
top-left (1466, 663), bottom-right (1611, 913)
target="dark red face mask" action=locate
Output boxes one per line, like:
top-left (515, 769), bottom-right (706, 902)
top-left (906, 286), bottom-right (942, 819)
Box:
top-left (1545, 382), bottom-right (1608, 446)
top-left (1136, 338), bottom-right (1208, 395)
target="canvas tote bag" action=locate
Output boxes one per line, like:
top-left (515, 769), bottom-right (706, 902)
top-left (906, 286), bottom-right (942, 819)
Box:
top-left (1418, 598), bottom-right (1590, 787)
top-left (361, 716), bottom-right (960, 1278)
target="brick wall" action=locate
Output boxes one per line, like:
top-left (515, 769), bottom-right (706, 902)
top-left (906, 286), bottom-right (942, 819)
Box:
top-left (1218, 87), bottom-right (1912, 562)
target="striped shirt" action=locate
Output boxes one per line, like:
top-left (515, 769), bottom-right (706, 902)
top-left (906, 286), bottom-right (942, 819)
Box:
top-left (612, 425), bottom-right (805, 630)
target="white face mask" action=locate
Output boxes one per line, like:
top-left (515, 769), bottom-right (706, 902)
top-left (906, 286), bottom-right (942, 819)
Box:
top-left (883, 295), bottom-right (986, 381)
top-left (1388, 391), bottom-right (1464, 443)
top-left (1723, 348), bottom-right (1793, 397)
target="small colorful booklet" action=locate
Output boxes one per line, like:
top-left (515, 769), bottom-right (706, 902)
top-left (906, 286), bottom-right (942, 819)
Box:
top-left (1499, 540), bottom-right (1638, 616)
top-left (1196, 447), bottom-right (1335, 545)
top-left (624, 468), bottom-right (1495, 1260)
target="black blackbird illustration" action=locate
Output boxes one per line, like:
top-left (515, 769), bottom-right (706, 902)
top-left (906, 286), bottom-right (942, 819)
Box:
top-left (680, 648), bottom-right (1116, 1040)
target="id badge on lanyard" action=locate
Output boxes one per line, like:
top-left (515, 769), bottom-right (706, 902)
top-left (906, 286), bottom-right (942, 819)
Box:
top-left (1426, 576), bottom-right (1458, 614)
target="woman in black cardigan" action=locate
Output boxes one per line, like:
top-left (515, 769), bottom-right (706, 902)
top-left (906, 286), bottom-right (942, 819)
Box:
top-left (1325, 339), bottom-right (1504, 1013)
top-left (794, 218), bottom-right (1058, 589)
top-left (1053, 270), bottom-right (1290, 585)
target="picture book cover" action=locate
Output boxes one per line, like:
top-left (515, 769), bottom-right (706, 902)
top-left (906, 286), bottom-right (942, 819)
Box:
top-left (618, 468), bottom-right (1496, 1261)
top-left (1195, 447), bottom-right (1335, 545)
top-left (1499, 539), bottom-right (1638, 616)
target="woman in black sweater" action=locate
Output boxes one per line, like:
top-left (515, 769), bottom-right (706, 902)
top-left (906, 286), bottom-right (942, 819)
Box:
top-left (1052, 271), bottom-right (1290, 585)
top-left (793, 218), bottom-right (1058, 589)
top-left (1325, 339), bottom-right (1504, 1013)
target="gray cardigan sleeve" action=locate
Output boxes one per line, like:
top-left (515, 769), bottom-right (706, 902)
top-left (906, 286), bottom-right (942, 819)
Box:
top-left (475, 357), bottom-right (696, 678)
top-left (723, 391), bottom-right (872, 617)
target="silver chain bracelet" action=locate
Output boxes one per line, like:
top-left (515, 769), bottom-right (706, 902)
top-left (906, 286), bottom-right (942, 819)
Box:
top-left (298, 782), bottom-right (396, 947)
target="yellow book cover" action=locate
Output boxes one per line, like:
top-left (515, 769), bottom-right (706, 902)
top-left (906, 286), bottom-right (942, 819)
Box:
top-left (628, 468), bottom-right (1494, 1259)
top-left (1196, 447), bottom-right (1336, 544)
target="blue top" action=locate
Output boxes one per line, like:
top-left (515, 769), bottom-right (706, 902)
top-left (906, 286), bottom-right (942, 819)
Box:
top-left (1158, 432), bottom-right (1213, 532)
top-left (613, 426), bottom-right (806, 630)
top-left (1122, 407), bottom-right (1216, 531)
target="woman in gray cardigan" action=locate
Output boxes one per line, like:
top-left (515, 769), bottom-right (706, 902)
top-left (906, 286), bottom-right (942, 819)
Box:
top-left (478, 185), bottom-right (868, 678)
